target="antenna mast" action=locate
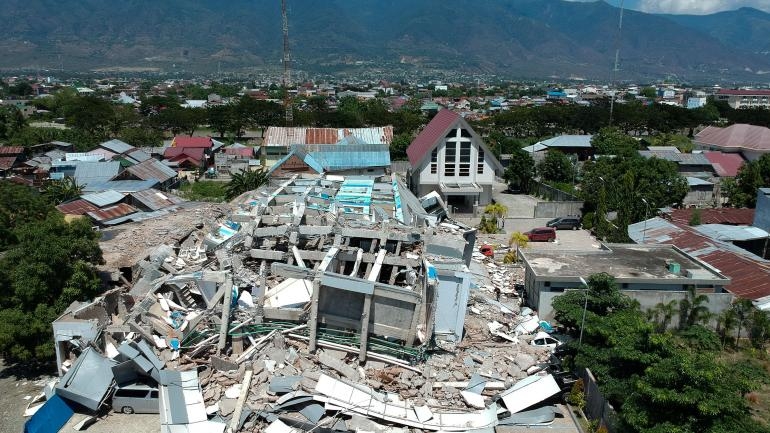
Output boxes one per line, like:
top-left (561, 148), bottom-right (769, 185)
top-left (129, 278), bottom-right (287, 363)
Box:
top-left (282, 0), bottom-right (293, 125)
top-left (608, 0), bottom-right (624, 127)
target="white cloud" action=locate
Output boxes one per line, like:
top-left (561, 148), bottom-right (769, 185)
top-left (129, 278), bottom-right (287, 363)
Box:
top-left (635, 0), bottom-right (770, 15)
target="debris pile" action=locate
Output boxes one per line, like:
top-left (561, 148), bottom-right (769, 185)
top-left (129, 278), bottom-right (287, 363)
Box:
top-left (26, 174), bottom-right (577, 433)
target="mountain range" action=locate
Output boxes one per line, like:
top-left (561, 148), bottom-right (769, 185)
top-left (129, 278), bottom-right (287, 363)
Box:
top-left (2, 0), bottom-right (770, 82)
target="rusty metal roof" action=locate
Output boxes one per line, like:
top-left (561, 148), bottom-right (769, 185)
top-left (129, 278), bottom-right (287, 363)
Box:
top-left (695, 124), bottom-right (770, 151)
top-left (56, 199), bottom-right (99, 216)
top-left (0, 156), bottom-right (17, 170)
top-left (87, 203), bottom-right (138, 223)
top-left (126, 158), bottom-right (177, 182)
top-left (130, 188), bottom-right (183, 211)
top-left (666, 208), bottom-right (755, 226)
top-left (0, 146), bottom-right (24, 155)
top-left (629, 217), bottom-right (770, 300)
top-left (264, 126), bottom-right (394, 147)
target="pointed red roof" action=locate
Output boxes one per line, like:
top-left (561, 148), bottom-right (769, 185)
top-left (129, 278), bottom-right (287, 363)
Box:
top-left (703, 151), bottom-right (745, 177)
top-left (406, 109), bottom-right (460, 167)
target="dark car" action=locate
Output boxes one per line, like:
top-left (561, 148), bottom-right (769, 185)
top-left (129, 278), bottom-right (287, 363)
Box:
top-left (546, 216), bottom-right (581, 230)
top-left (525, 227), bottom-right (556, 242)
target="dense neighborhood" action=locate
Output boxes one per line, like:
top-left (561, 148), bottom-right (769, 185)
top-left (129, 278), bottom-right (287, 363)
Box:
top-left (2, 66), bottom-right (770, 433)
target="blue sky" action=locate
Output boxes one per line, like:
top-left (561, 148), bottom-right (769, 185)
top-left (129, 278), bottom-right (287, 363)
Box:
top-left (569, 0), bottom-right (770, 15)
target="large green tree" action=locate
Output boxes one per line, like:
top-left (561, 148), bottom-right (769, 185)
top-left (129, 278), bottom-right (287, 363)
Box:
top-left (503, 148), bottom-right (536, 192)
top-left (591, 127), bottom-right (639, 156)
top-left (728, 154), bottom-right (770, 207)
top-left (0, 183), bottom-right (103, 361)
top-left (537, 150), bottom-right (575, 183)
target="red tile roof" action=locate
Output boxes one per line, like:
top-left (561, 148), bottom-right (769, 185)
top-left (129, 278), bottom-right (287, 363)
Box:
top-left (406, 109), bottom-right (460, 166)
top-left (171, 136), bottom-right (213, 148)
top-left (667, 208), bottom-right (755, 226)
top-left (56, 199), bottom-right (99, 215)
top-left (0, 146), bottom-right (24, 156)
top-left (717, 89), bottom-right (770, 96)
top-left (703, 151), bottom-right (745, 177)
top-left (695, 124), bottom-right (770, 152)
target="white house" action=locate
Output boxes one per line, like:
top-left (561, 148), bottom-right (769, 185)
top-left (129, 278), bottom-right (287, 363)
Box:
top-left (407, 109), bottom-right (503, 212)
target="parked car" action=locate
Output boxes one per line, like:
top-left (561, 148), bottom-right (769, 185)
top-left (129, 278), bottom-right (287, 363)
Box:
top-left (112, 381), bottom-right (160, 414)
top-left (525, 227), bottom-right (556, 242)
top-left (546, 216), bottom-right (581, 230)
top-left (530, 331), bottom-right (563, 351)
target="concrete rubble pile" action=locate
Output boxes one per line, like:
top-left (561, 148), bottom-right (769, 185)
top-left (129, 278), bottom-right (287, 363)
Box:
top-left (26, 173), bottom-right (571, 433)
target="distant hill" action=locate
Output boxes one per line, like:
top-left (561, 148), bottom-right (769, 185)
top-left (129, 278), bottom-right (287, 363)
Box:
top-left (664, 7), bottom-right (770, 58)
top-left (1, 0), bottom-right (769, 81)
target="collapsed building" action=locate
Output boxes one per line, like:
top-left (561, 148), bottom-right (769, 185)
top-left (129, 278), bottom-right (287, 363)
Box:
top-left (26, 173), bottom-right (578, 433)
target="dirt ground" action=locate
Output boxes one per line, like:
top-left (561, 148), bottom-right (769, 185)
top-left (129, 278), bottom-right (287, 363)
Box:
top-left (0, 359), bottom-right (55, 433)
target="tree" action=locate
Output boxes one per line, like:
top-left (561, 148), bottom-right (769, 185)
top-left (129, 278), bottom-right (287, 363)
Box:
top-left (0, 213), bottom-right (103, 362)
top-left (225, 169), bottom-right (269, 201)
top-left (648, 300), bottom-right (678, 332)
top-left (42, 177), bottom-right (83, 205)
top-left (688, 208), bottom-right (702, 226)
top-left (62, 95), bottom-right (114, 137)
top-left (728, 154), bottom-right (770, 207)
top-left (484, 202), bottom-right (508, 219)
top-left (503, 148), bottom-right (536, 192)
top-left (389, 133), bottom-right (412, 161)
top-left (591, 127), bottom-right (639, 156)
top-left (538, 150), bottom-right (575, 183)
top-left (678, 286), bottom-right (711, 330)
top-left (0, 105), bottom-right (26, 140)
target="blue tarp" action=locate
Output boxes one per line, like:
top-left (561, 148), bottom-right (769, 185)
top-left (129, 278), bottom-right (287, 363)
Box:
top-left (24, 395), bottom-right (74, 433)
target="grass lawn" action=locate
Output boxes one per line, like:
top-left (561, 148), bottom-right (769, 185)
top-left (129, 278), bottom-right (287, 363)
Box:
top-left (178, 180), bottom-right (227, 202)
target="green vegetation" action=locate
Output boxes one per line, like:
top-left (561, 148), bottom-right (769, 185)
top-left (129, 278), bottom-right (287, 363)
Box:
top-left (503, 148), bottom-right (536, 193)
top-left (179, 181), bottom-right (227, 202)
top-left (538, 150), bottom-right (576, 183)
top-left (225, 169), bottom-right (269, 201)
top-left (580, 154), bottom-right (687, 241)
top-left (0, 181), bottom-right (103, 362)
top-left (553, 273), bottom-right (770, 433)
top-left (726, 154), bottom-right (770, 207)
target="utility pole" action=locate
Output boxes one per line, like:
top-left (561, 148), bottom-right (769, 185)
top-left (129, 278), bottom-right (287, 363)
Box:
top-left (281, 0), bottom-right (293, 125)
top-left (608, 0), bottom-right (625, 127)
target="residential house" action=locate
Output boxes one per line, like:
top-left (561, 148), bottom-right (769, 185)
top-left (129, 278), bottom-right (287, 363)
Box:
top-left (270, 137), bottom-right (391, 177)
top-left (525, 135), bottom-right (593, 161)
top-left (520, 244), bottom-right (732, 322)
top-left (163, 147), bottom-right (207, 171)
top-left (0, 146), bottom-right (24, 176)
top-left (715, 88), bottom-right (770, 109)
top-left (638, 148), bottom-right (715, 206)
top-left (406, 109), bottom-right (503, 212)
top-left (114, 158), bottom-right (178, 190)
top-left (629, 215), bottom-right (770, 303)
top-left (214, 143), bottom-right (255, 176)
top-left (70, 161), bottom-right (121, 188)
top-left (262, 126), bottom-right (393, 168)
top-left (695, 124), bottom-right (770, 161)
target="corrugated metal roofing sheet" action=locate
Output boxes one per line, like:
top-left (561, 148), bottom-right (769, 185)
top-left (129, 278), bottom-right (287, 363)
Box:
top-left (703, 151), bottom-right (745, 177)
top-left (99, 139), bottom-right (133, 154)
top-left (629, 217), bottom-right (770, 299)
top-left (695, 124), bottom-right (770, 151)
top-left (87, 203), bottom-right (138, 223)
top-left (130, 188), bottom-right (183, 211)
top-left (81, 189), bottom-right (126, 207)
top-left (82, 179), bottom-right (159, 193)
top-left (126, 158), bottom-right (177, 182)
top-left (171, 136), bottom-right (212, 148)
top-left (0, 156), bottom-right (17, 169)
top-left (694, 224), bottom-right (769, 241)
top-left (73, 161), bottom-right (121, 187)
top-left (0, 146), bottom-right (24, 155)
top-left (640, 150), bottom-right (710, 165)
top-left (56, 199), bottom-right (99, 215)
top-left (667, 208), bottom-right (755, 226)
top-left (124, 148), bottom-right (152, 163)
top-left (538, 135), bottom-right (593, 148)
top-left (264, 126), bottom-right (394, 147)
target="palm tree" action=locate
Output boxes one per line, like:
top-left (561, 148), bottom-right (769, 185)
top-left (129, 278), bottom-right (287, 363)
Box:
top-left (717, 307), bottom-right (738, 347)
top-left (225, 169), bottom-right (269, 201)
top-left (651, 300), bottom-right (678, 332)
top-left (43, 177), bottom-right (83, 204)
top-left (484, 202), bottom-right (508, 219)
top-left (678, 286), bottom-right (711, 330)
top-left (733, 298), bottom-right (753, 345)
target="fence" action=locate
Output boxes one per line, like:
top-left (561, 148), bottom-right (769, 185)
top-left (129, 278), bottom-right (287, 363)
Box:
top-left (390, 161), bottom-right (411, 174)
top-left (534, 201), bottom-right (584, 218)
top-left (530, 180), bottom-right (581, 202)
top-left (581, 368), bottom-right (620, 433)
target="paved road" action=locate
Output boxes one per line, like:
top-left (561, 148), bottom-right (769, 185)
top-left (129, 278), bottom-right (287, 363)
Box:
top-left (0, 359), bottom-right (55, 433)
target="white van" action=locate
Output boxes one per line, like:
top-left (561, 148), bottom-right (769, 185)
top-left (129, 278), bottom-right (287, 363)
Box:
top-left (112, 382), bottom-right (159, 414)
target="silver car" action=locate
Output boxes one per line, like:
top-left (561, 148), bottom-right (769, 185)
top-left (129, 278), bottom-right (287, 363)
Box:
top-left (112, 382), bottom-right (159, 414)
